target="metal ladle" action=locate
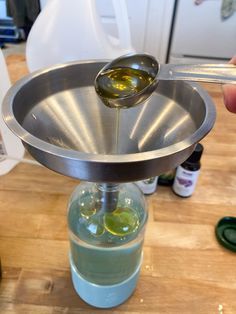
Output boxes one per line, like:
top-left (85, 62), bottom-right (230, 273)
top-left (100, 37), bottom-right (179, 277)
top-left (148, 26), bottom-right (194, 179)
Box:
top-left (95, 53), bottom-right (236, 109)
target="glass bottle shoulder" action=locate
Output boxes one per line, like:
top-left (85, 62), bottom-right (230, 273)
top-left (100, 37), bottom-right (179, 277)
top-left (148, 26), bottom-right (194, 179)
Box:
top-left (68, 182), bottom-right (148, 247)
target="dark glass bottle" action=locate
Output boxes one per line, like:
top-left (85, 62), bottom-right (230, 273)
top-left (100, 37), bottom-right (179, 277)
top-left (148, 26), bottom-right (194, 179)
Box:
top-left (172, 143), bottom-right (204, 197)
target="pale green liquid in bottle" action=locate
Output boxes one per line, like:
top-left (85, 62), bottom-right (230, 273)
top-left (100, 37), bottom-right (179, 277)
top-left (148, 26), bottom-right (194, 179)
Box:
top-left (68, 183), bottom-right (147, 286)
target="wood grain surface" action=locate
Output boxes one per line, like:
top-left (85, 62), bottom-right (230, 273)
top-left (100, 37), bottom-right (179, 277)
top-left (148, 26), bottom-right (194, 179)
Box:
top-left (0, 55), bottom-right (236, 314)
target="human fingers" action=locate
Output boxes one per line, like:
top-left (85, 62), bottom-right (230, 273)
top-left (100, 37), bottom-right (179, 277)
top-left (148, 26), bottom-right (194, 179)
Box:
top-left (222, 55), bottom-right (236, 113)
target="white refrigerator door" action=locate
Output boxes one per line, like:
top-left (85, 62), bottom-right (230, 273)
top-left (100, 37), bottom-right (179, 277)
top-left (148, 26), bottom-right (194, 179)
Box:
top-left (170, 0), bottom-right (236, 61)
top-left (0, 0), bottom-right (11, 19)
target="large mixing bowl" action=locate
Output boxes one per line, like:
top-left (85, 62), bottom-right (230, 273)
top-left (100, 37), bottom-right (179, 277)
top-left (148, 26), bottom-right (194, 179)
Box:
top-left (2, 60), bottom-right (216, 182)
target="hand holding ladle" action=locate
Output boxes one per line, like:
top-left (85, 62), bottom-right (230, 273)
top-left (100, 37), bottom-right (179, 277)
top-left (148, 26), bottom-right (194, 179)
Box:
top-left (95, 53), bottom-right (236, 109)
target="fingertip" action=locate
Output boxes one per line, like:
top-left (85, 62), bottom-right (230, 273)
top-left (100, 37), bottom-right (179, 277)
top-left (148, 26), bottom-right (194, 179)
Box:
top-left (222, 84), bottom-right (236, 113)
top-left (229, 55), bottom-right (236, 65)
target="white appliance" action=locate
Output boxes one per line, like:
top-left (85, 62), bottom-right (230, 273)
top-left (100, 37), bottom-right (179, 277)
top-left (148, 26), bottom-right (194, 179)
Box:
top-left (39, 0), bottom-right (175, 64)
top-left (0, 0), bottom-right (10, 19)
top-left (169, 0), bottom-right (236, 63)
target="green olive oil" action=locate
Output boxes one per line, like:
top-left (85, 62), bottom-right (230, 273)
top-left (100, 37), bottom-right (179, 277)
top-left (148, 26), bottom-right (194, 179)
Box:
top-left (95, 67), bottom-right (153, 100)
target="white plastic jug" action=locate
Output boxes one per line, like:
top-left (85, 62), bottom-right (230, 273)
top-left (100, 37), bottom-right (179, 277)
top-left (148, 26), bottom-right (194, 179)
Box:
top-left (0, 50), bottom-right (25, 175)
top-left (26, 0), bottom-right (134, 72)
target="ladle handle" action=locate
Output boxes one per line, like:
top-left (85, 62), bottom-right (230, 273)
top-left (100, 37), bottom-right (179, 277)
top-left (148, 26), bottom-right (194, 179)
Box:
top-left (159, 63), bottom-right (236, 84)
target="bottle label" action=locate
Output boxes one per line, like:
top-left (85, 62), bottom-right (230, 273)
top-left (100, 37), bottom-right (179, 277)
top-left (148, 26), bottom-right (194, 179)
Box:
top-left (135, 177), bottom-right (158, 195)
top-left (172, 166), bottom-right (200, 197)
top-left (0, 139), bottom-right (6, 161)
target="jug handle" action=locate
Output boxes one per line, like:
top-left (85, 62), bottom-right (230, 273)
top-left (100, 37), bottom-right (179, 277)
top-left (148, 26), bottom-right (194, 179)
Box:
top-left (112, 0), bottom-right (132, 49)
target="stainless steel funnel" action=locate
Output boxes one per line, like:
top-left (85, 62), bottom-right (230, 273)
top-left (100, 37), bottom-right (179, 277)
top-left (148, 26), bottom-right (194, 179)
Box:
top-left (2, 60), bottom-right (216, 182)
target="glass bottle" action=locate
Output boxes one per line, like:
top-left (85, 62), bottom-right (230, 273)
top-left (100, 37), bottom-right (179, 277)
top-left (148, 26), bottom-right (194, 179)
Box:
top-left (68, 181), bottom-right (148, 308)
top-left (135, 176), bottom-right (158, 195)
top-left (0, 49), bottom-right (24, 175)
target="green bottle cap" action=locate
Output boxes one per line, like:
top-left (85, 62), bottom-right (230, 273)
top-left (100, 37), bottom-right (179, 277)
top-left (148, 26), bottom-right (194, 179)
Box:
top-left (215, 217), bottom-right (236, 252)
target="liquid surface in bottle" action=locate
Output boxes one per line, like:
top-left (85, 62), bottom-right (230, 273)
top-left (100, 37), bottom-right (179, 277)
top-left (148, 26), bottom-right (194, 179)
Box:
top-left (95, 67), bottom-right (153, 100)
top-left (76, 200), bottom-right (141, 239)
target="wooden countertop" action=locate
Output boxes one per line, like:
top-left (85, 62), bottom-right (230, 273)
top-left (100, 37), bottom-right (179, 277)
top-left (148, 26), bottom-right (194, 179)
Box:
top-left (1, 55), bottom-right (236, 314)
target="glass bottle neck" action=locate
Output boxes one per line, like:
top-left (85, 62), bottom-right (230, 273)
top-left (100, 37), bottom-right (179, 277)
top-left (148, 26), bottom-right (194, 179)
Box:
top-left (96, 183), bottom-right (120, 213)
top-left (96, 183), bottom-right (119, 192)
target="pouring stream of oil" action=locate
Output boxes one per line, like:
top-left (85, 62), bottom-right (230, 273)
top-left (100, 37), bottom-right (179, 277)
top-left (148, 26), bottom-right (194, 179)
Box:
top-left (95, 66), bottom-right (153, 235)
top-left (96, 67), bottom-right (153, 154)
top-left (115, 108), bottom-right (120, 154)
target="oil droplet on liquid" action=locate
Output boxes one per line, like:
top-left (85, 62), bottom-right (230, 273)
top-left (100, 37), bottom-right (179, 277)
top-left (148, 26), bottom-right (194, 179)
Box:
top-left (80, 206), bottom-right (96, 219)
top-left (104, 207), bottom-right (140, 236)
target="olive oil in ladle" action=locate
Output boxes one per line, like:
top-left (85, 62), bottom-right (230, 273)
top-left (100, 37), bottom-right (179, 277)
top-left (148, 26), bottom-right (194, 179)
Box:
top-left (95, 67), bottom-right (154, 105)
